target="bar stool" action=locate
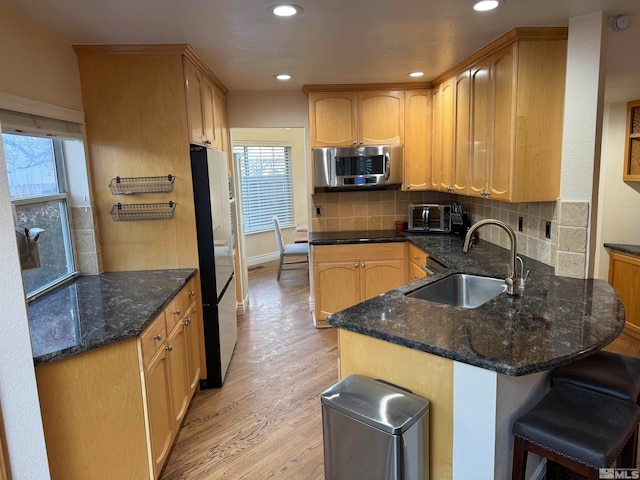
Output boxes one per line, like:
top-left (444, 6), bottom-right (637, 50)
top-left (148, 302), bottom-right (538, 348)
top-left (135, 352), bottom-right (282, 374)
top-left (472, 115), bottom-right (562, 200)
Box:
top-left (512, 383), bottom-right (640, 480)
top-left (552, 351), bottom-right (640, 404)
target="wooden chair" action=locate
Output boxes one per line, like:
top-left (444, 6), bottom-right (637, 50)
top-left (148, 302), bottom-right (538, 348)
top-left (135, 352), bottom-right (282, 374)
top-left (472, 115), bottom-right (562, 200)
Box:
top-left (273, 215), bottom-right (308, 281)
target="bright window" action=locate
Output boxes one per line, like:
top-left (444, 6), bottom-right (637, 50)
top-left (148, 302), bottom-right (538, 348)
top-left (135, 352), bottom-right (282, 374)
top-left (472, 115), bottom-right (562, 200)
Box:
top-left (2, 133), bottom-right (75, 298)
top-left (233, 145), bottom-right (294, 234)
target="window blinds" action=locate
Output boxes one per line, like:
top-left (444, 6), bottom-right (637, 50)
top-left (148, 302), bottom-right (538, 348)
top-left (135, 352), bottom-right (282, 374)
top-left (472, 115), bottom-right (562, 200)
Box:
top-left (233, 145), bottom-right (294, 234)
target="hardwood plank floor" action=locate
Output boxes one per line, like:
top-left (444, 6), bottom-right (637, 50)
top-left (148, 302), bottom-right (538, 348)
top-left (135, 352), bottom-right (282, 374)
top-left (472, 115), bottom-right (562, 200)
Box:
top-left (160, 258), bottom-right (640, 479)
top-left (160, 261), bottom-right (337, 479)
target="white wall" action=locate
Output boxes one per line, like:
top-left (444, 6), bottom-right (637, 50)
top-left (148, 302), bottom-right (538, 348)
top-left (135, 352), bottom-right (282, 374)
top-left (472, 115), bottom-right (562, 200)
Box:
top-left (592, 15), bottom-right (640, 279)
top-left (0, 4), bottom-right (84, 478)
top-left (0, 123), bottom-right (51, 479)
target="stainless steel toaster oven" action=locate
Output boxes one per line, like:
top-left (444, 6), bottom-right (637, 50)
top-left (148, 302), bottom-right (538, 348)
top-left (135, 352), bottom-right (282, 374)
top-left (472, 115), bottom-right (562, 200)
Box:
top-left (407, 204), bottom-right (452, 233)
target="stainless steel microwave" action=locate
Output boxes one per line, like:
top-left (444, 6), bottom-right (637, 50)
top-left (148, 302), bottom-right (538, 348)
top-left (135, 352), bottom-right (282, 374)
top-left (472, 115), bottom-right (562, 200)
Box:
top-left (313, 145), bottom-right (403, 191)
top-left (407, 204), bottom-right (452, 233)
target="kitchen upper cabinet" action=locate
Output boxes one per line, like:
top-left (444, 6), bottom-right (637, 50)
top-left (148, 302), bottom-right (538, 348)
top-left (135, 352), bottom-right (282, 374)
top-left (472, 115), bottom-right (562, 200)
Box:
top-left (469, 59), bottom-right (491, 197)
top-left (453, 71), bottom-right (470, 194)
top-left (308, 90), bottom-right (404, 147)
top-left (432, 79), bottom-right (454, 191)
top-left (608, 250), bottom-right (640, 339)
top-left (624, 100), bottom-right (640, 181)
top-left (184, 58), bottom-right (217, 148)
top-left (312, 243), bottom-right (406, 326)
top-left (403, 89), bottom-right (433, 191)
top-left (431, 28), bottom-right (567, 202)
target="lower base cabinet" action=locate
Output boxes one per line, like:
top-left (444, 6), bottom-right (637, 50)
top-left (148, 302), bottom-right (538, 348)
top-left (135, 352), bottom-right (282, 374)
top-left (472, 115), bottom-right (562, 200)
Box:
top-left (608, 250), bottom-right (640, 339)
top-left (313, 243), bottom-right (406, 326)
top-left (35, 282), bottom-right (200, 480)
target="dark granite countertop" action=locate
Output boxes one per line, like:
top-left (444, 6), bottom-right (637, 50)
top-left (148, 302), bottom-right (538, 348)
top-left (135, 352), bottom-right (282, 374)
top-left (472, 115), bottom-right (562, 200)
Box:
top-left (309, 229), bottom-right (406, 245)
top-left (316, 231), bottom-right (624, 376)
top-left (28, 269), bottom-right (196, 366)
top-left (604, 243), bottom-right (640, 256)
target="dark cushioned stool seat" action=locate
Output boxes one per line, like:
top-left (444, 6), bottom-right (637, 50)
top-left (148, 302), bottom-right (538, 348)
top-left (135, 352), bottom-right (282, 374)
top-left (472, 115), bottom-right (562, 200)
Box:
top-left (512, 383), bottom-right (640, 480)
top-left (552, 351), bottom-right (640, 403)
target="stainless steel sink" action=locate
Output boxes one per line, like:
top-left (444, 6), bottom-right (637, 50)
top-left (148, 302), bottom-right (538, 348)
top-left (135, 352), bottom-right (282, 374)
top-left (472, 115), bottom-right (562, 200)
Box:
top-left (406, 273), bottom-right (507, 309)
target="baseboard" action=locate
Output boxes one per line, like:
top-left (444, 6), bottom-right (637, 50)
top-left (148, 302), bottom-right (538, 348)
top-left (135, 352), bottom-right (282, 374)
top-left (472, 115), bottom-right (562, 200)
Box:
top-left (247, 252), bottom-right (279, 267)
top-left (236, 295), bottom-right (249, 316)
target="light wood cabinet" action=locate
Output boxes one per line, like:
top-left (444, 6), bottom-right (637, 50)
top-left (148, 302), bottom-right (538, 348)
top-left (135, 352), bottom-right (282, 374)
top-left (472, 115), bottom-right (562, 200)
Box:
top-left (608, 251), bottom-right (640, 339)
top-left (431, 79), bottom-right (454, 191)
top-left (313, 243), bottom-right (406, 325)
top-left (184, 306), bottom-right (201, 394)
top-left (403, 89), bottom-right (433, 191)
top-left (145, 341), bottom-right (174, 477)
top-left (184, 58), bottom-right (217, 148)
top-left (35, 281), bottom-right (201, 480)
top-left (432, 28), bottom-right (568, 202)
top-left (469, 59), bottom-right (491, 197)
top-left (624, 100), bottom-right (640, 181)
top-left (308, 90), bottom-right (404, 147)
top-left (407, 243), bottom-right (430, 282)
top-left (453, 71), bottom-right (470, 194)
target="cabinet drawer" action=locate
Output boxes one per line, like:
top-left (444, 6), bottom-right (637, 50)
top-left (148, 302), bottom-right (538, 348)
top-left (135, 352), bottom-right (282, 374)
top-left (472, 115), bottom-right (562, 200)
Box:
top-left (165, 292), bottom-right (186, 329)
top-left (140, 312), bottom-right (168, 366)
top-left (408, 243), bottom-right (428, 268)
top-left (313, 242), bottom-right (405, 263)
top-left (182, 278), bottom-right (197, 310)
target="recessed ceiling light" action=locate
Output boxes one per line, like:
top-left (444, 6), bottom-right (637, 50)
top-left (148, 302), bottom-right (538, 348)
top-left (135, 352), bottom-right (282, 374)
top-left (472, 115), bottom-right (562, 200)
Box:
top-left (473, 0), bottom-right (500, 11)
top-left (409, 71), bottom-right (425, 78)
top-left (274, 74), bottom-right (293, 81)
top-left (269, 4), bottom-right (303, 17)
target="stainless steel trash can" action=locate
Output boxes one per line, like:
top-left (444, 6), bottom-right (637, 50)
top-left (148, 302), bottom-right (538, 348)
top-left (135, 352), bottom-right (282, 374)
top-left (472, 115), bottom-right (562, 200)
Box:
top-left (321, 374), bottom-right (429, 480)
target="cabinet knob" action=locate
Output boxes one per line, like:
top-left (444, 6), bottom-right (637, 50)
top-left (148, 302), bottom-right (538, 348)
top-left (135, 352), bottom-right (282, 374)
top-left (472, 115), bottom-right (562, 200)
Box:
top-left (154, 334), bottom-right (162, 341)
top-left (174, 309), bottom-right (181, 316)
top-left (414, 255), bottom-right (419, 259)
top-left (359, 141), bottom-right (364, 145)
top-left (204, 140), bottom-right (212, 145)
top-left (183, 317), bottom-right (191, 326)
top-left (355, 263), bottom-right (359, 268)
top-left (361, 263), bottom-right (366, 268)
top-left (166, 345), bottom-right (173, 352)
top-left (189, 290), bottom-right (195, 297)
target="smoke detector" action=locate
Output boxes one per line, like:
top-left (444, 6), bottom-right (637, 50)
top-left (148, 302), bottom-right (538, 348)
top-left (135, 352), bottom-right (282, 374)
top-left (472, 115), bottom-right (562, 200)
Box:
top-left (611, 15), bottom-right (631, 31)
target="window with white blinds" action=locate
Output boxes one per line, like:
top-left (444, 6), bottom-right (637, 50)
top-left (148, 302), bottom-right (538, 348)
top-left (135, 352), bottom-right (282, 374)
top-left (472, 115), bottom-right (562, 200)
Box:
top-left (233, 145), bottom-right (294, 234)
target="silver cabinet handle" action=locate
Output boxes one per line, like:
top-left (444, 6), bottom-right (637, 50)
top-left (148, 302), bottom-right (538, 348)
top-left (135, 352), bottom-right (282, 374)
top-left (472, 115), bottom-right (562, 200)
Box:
top-left (154, 334), bottom-right (162, 341)
top-left (361, 263), bottom-right (365, 268)
top-left (355, 263), bottom-right (359, 268)
top-left (188, 290), bottom-right (195, 297)
top-left (183, 317), bottom-right (191, 327)
top-left (174, 309), bottom-right (181, 316)
top-left (166, 345), bottom-right (173, 352)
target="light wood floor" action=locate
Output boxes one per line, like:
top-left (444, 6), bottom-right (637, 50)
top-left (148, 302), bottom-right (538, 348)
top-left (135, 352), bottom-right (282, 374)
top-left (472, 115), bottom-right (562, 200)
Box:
top-left (160, 261), bottom-right (337, 479)
top-left (159, 259), bottom-right (640, 479)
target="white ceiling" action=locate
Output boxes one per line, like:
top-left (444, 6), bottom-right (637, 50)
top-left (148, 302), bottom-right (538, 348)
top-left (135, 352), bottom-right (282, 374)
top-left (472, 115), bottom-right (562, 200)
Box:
top-left (3, 0), bottom-right (640, 91)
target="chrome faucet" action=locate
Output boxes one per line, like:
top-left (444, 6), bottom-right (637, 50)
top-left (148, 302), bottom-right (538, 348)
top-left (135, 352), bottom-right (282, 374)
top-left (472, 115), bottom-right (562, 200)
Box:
top-left (463, 219), bottom-right (519, 296)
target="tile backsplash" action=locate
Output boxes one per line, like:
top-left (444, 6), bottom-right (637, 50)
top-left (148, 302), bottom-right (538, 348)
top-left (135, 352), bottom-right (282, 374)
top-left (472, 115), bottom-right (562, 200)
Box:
top-left (70, 206), bottom-right (103, 275)
top-left (310, 190), bottom-right (590, 276)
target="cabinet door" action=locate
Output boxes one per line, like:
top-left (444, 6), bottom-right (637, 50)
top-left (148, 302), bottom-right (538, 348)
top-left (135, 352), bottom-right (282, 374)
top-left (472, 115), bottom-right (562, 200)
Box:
top-left (184, 59), bottom-right (206, 146)
top-left (309, 92), bottom-right (358, 147)
top-left (183, 308), bottom-right (201, 395)
top-left (314, 262), bottom-right (360, 320)
top-left (360, 260), bottom-right (406, 301)
top-left (609, 252), bottom-right (640, 338)
top-left (403, 89), bottom-right (432, 191)
top-left (453, 71), bottom-right (470, 194)
top-left (469, 59), bottom-right (491, 197)
top-left (439, 80), bottom-right (455, 192)
top-left (167, 323), bottom-right (190, 427)
top-left (431, 86), bottom-right (442, 190)
top-left (489, 44), bottom-right (517, 201)
top-left (201, 77), bottom-right (217, 148)
top-left (358, 91), bottom-right (405, 145)
top-left (145, 349), bottom-right (174, 479)
top-left (409, 262), bottom-right (428, 282)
